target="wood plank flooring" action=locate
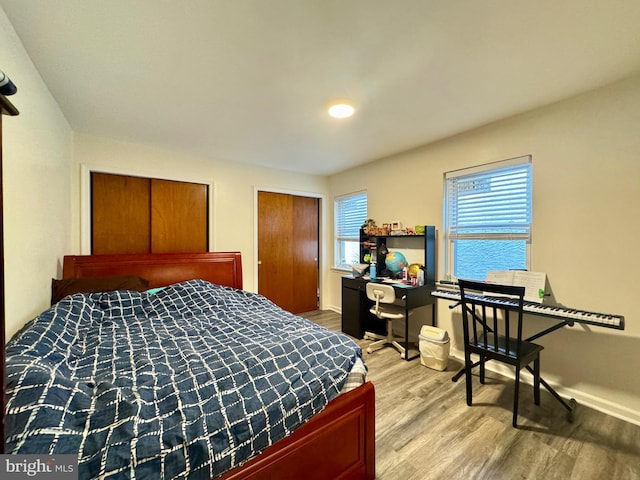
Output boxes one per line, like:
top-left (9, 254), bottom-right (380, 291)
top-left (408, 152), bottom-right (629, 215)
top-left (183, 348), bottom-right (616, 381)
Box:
top-left (303, 310), bottom-right (640, 480)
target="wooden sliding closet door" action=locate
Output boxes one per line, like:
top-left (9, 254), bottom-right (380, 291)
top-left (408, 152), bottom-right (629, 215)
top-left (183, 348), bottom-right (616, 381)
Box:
top-left (91, 172), bottom-right (208, 254)
top-left (92, 173), bottom-right (151, 254)
top-left (258, 191), bottom-right (319, 314)
top-left (258, 192), bottom-right (294, 309)
top-left (151, 179), bottom-right (208, 253)
top-left (293, 195), bottom-right (320, 312)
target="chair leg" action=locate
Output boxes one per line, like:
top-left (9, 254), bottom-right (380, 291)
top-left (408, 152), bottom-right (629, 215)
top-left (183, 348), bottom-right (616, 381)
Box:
top-left (386, 318), bottom-right (405, 355)
top-left (513, 369), bottom-right (521, 428)
top-left (533, 356), bottom-right (541, 405)
top-left (367, 319), bottom-right (405, 356)
top-left (479, 355), bottom-right (486, 384)
top-left (464, 351), bottom-right (473, 406)
top-left (390, 340), bottom-right (406, 356)
top-left (366, 338), bottom-right (390, 353)
top-left (364, 331), bottom-right (385, 341)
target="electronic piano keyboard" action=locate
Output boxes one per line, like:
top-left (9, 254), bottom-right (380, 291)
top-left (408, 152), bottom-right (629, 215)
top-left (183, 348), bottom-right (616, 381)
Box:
top-left (431, 288), bottom-right (625, 330)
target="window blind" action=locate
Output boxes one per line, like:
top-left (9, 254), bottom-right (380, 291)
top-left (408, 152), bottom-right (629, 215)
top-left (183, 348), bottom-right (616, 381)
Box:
top-left (445, 157), bottom-right (531, 240)
top-left (335, 192), bottom-right (367, 241)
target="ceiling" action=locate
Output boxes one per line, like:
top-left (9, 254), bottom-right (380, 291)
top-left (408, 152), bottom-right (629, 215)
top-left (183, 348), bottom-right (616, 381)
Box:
top-left (2, 1), bottom-right (640, 175)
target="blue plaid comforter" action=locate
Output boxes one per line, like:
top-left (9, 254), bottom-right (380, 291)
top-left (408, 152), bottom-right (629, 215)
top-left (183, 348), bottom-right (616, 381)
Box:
top-left (5, 280), bottom-right (362, 479)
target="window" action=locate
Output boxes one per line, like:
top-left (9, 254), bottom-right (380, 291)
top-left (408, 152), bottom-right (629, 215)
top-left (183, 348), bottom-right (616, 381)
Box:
top-left (334, 191), bottom-right (368, 269)
top-left (443, 156), bottom-right (532, 281)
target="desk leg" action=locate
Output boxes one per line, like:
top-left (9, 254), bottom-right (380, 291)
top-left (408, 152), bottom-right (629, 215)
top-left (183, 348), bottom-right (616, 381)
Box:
top-left (403, 304), bottom-right (409, 360)
top-left (403, 304), bottom-right (420, 361)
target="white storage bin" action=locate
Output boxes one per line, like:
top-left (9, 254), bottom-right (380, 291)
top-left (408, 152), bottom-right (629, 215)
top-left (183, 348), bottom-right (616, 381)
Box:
top-left (419, 325), bottom-right (450, 371)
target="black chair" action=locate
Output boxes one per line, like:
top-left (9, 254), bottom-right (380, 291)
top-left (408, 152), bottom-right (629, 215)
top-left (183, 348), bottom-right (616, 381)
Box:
top-left (458, 279), bottom-right (544, 428)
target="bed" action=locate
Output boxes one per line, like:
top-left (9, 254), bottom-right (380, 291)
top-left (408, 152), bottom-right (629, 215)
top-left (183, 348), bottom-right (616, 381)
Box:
top-left (4, 252), bottom-right (375, 479)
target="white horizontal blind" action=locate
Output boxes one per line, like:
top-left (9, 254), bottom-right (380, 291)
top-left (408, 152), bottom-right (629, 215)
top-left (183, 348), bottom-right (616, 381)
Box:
top-left (335, 191), bottom-right (368, 241)
top-left (445, 157), bottom-right (531, 241)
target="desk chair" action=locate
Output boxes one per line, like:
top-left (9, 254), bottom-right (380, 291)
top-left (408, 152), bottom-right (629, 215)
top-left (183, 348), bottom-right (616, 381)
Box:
top-left (458, 279), bottom-right (544, 428)
top-left (365, 282), bottom-right (410, 357)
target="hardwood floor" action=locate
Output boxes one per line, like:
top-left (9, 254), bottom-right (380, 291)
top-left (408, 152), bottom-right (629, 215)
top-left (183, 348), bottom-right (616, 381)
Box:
top-left (303, 310), bottom-right (640, 480)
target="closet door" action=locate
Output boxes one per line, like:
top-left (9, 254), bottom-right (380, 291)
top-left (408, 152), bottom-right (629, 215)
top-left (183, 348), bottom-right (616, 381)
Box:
top-left (91, 173), bottom-right (208, 254)
top-left (292, 195), bottom-right (319, 312)
top-left (151, 179), bottom-right (208, 253)
top-left (91, 173), bottom-right (151, 254)
top-left (258, 192), bottom-right (295, 310)
top-left (258, 191), bottom-right (319, 313)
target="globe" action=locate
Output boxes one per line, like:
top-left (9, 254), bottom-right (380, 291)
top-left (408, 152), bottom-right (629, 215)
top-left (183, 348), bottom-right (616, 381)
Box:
top-left (385, 251), bottom-right (409, 274)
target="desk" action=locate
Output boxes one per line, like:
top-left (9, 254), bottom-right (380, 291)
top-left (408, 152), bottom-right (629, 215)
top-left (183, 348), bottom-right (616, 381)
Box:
top-left (341, 275), bottom-right (436, 361)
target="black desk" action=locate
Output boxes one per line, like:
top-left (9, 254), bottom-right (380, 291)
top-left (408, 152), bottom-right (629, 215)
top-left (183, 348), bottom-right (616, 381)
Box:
top-left (341, 275), bottom-right (437, 361)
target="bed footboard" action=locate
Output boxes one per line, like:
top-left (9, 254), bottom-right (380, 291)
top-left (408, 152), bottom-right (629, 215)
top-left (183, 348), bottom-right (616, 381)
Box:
top-left (220, 381), bottom-right (375, 480)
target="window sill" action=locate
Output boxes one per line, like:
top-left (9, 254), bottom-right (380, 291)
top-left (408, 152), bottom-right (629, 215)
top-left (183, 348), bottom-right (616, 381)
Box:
top-left (332, 266), bottom-right (351, 273)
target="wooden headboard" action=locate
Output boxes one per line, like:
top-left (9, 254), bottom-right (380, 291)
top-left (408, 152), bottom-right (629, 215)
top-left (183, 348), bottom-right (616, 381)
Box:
top-left (62, 252), bottom-right (243, 289)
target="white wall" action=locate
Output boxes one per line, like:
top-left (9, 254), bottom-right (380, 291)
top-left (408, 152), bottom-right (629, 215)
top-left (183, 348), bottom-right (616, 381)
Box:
top-left (0, 9), bottom-right (74, 339)
top-left (328, 74), bottom-right (640, 425)
top-left (72, 134), bottom-right (329, 297)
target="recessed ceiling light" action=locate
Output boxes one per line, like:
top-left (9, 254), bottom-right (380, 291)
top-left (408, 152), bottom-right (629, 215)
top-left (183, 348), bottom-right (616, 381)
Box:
top-left (328, 102), bottom-right (355, 119)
